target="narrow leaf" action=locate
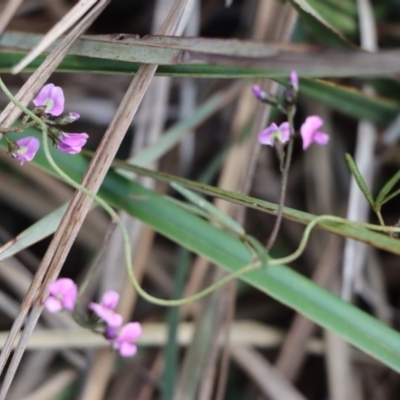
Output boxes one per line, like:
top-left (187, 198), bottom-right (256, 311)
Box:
top-left (3, 143), bottom-right (400, 372)
top-left (171, 182), bottom-right (245, 237)
top-left (288, 0), bottom-right (355, 47)
top-left (345, 153), bottom-right (375, 208)
top-left (375, 169), bottom-right (400, 208)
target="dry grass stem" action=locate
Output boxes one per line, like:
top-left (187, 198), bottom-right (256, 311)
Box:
top-left (0, 0), bottom-right (24, 35)
top-left (231, 347), bottom-right (307, 400)
top-left (11, 0), bottom-right (99, 74)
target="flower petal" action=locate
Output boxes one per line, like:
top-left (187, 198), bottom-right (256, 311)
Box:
top-left (47, 278), bottom-right (77, 311)
top-left (301, 116), bottom-right (324, 135)
top-left (89, 303), bottom-right (123, 327)
top-left (252, 85), bottom-right (264, 100)
top-left (62, 285), bottom-right (78, 311)
top-left (44, 297), bottom-right (63, 313)
top-left (48, 278), bottom-right (76, 296)
top-left (33, 84), bottom-right (65, 116)
top-left (118, 342), bottom-right (137, 357)
top-left (290, 71), bottom-right (299, 90)
top-left (300, 116), bottom-right (326, 150)
top-left (101, 291), bottom-right (120, 309)
top-left (57, 133), bottom-right (89, 154)
top-left (278, 122), bottom-right (291, 143)
top-left (117, 322), bottom-right (142, 342)
top-left (258, 123), bottom-right (279, 146)
top-left (313, 131), bottom-right (330, 146)
top-left (15, 136), bottom-right (40, 163)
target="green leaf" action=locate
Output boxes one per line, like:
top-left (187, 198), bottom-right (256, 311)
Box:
top-left (345, 153), bottom-right (375, 208)
top-left (35, 149), bottom-right (400, 373)
top-left (0, 204), bottom-right (68, 261)
top-left (306, 0), bottom-right (357, 35)
top-left (113, 161), bottom-right (400, 257)
top-left (378, 187), bottom-right (400, 207)
top-left (2, 32), bottom-right (400, 78)
top-left (288, 0), bottom-right (355, 47)
top-left (3, 140), bottom-right (400, 371)
top-left (300, 79), bottom-right (400, 126)
top-left (162, 248), bottom-right (190, 400)
top-left (171, 182), bottom-right (245, 237)
top-left (375, 169), bottom-right (400, 208)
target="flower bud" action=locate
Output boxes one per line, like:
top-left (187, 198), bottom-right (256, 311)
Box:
top-left (290, 70), bottom-right (299, 92)
top-left (252, 85), bottom-right (278, 105)
top-left (53, 112), bottom-right (81, 125)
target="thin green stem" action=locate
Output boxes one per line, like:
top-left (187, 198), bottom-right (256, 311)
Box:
top-left (269, 215), bottom-right (341, 265)
top-left (266, 113), bottom-right (295, 251)
top-left (376, 209), bottom-right (385, 227)
top-left (0, 78), bottom-right (262, 307)
top-left (2, 79), bottom-right (394, 309)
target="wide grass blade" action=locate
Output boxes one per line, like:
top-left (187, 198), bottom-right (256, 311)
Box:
top-left (5, 142), bottom-right (400, 373)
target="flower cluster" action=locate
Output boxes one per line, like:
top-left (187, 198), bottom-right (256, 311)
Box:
top-left (44, 278), bottom-right (142, 358)
top-left (253, 71), bottom-right (330, 150)
top-left (6, 83), bottom-right (89, 165)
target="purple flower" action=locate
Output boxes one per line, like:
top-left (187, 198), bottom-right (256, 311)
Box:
top-left (89, 290), bottom-right (123, 328)
top-left (110, 322), bottom-right (142, 357)
top-left (290, 71), bottom-right (299, 91)
top-left (33, 83), bottom-right (65, 116)
top-left (258, 122), bottom-right (291, 146)
top-left (67, 112), bottom-right (80, 121)
top-left (57, 132), bottom-right (89, 154)
top-left (300, 116), bottom-right (330, 150)
top-left (12, 136), bottom-right (40, 165)
top-left (252, 85), bottom-right (264, 101)
top-left (44, 278), bottom-right (78, 313)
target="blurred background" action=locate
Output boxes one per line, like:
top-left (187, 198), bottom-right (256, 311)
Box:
top-left (1, 0), bottom-right (400, 399)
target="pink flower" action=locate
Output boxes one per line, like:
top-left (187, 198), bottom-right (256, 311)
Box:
top-left (300, 116), bottom-right (330, 150)
top-left (110, 322), bottom-right (142, 357)
top-left (57, 132), bottom-right (89, 154)
top-left (290, 71), bottom-right (299, 91)
top-left (44, 278), bottom-right (78, 313)
top-left (12, 136), bottom-right (40, 165)
top-left (258, 122), bottom-right (291, 146)
top-left (89, 290), bottom-right (123, 328)
top-left (33, 83), bottom-right (64, 116)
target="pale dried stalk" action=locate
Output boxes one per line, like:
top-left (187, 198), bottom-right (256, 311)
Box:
top-left (275, 235), bottom-right (341, 380)
top-left (0, 0), bottom-right (24, 35)
top-left (333, 1), bottom-right (378, 400)
top-left (0, 0), bottom-right (192, 397)
top-left (199, 2), bottom-right (297, 399)
top-left (231, 347), bottom-right (307, 400)
top-left (11, 0), bottom-right (98, 74)
top-left (80, 2), bottom-right (197, 398)
top-left (0, 0), bottom-right (110, 136)
top-left (80, 228), bottom-right (156, 400)
top-left (0, 321), bottom-right (317, 350)
top-left (19, 369), bottom-right (77, 400)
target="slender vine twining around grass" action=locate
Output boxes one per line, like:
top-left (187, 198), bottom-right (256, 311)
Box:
top-left (1, 78), bottom-right (399, 308)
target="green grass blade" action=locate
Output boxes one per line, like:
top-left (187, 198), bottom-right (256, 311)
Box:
top-left (300, 78), bottom-right (400, 125)
top-left (10, 143), bottom-right (400, 369)
top-left (1, 32), bottom-right (400, 77)
top-left (375, 169), bottom-right (400, 207)
top-left (0, 204), bottom-right (68, 262)
top-left (112, 161), bottom-right (400, 256)
top-left (162, 248), bottom-right (190, 400)
top-left (288, 0), bottom-right (355, 47)
top-left (3, 143), bottom-right (400, 371)
top-left (378, 187), bottom-right (400, 207)
top-left (345, 153), bottom-right (375, 208)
